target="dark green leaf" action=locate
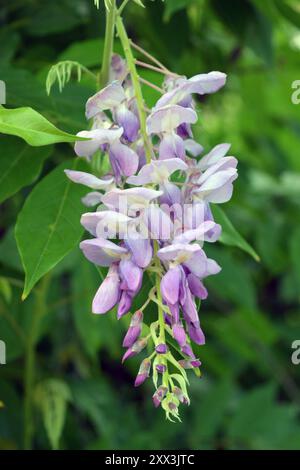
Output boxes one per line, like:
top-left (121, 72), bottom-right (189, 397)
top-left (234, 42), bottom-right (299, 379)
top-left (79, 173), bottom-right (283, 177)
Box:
top-left (212, 206), bottom-right (260, 262)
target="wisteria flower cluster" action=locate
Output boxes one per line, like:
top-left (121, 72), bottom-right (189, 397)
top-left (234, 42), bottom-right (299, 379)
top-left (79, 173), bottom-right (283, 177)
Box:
top-left (66, 49), bottom-right (238, 420)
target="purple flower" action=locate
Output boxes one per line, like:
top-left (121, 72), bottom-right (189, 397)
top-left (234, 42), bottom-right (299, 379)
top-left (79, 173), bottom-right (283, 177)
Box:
top-left (154, 71), bottom-right (227, 109)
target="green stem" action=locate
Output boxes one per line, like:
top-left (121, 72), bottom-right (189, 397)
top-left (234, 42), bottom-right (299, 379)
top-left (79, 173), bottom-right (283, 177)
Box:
top-left (99, 0), bottom-right (116, 88)
top-left (116, 14), bottom-right (152, 163)
top-left (23, 275), bottom-right (50, 450)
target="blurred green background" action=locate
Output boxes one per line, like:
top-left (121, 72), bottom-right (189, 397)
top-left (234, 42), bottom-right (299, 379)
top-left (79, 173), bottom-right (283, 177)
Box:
top-left (1, 0), bottom-right (300, 450)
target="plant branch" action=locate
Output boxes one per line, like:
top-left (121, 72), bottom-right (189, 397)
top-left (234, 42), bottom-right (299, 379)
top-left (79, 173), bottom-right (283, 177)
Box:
top-left (99, 0), bottom-right (116, 88)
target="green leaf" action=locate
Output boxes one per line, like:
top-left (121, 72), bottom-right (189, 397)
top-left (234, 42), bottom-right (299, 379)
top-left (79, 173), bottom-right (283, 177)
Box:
top-left (15, 159), bottom-right (89, 300)
top-left (25, 2), bottom-right (83, 37)
top-left (211, 206), bottom-right (260, 262)
top-left (0, 136), bottom-right (52, 204)
top-left (35, 379), bottom-right (71, 450)
top-left (0, 278), bottom-right (12, 304)
top-left (0, 106), bottom-right (87, 146)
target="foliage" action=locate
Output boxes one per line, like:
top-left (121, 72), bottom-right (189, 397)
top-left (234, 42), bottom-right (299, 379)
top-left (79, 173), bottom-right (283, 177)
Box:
top-left (0, 0), bottom-right (300, 450)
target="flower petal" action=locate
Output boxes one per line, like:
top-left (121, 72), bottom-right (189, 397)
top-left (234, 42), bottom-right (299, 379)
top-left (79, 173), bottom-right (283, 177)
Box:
top-left (159, 133), bottom-right (185, 160)
top-left (194, 168), bottom-right (238, 203)
top-left (155, 71), bottom-right (227, 108)
top-left (109, 142), bottom-right (139, 178)
top-left (95, 211), bottom-right (134, 239)
top-left (115, 103), bottom-right (140, 142)
top-left (157, 242), bottom-right (200, 263)
top-left (102, 187), bottom-right (163, 211)
top-left (197, 143), bottom-right (231, 170)
top-left (184, 139), bottom-right (204, 157)
top-left (127, 157), bottom-right (187, 186)
top-left (125, 236), bottom-right (153, 268)
top-left (174, 221), bottom-right (221, 244)
top-left (182, 248), bottom-right (208, 278)
top-left (92, 265), bottom-right (120, 314)
top-left (74, 128), bottom-right (123, 158)
top-left (86, 81), bottom-right (126, 119)
top-left (161, 266), bottom-right (181, 305)
top-left (117, 291), bottom-right (133, 318)
top-left (172, 324), bottom-right (186, 347)
top-left (145, 204), bottom-right (174, 240)
top-left (187, 322), bottom-right (205, 345)
top-left (187, 273), bottom-right (208, 299)
top-left (119, 258), bottom-right (143, 292)
top-left (81, 192), bottom-right (103, 207)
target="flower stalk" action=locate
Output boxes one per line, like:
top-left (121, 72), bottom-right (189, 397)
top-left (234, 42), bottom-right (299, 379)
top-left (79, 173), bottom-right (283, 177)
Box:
top-left (116, 14), bottom-right (152, 162)
top-left (99, 0), bottom-right (116, 88)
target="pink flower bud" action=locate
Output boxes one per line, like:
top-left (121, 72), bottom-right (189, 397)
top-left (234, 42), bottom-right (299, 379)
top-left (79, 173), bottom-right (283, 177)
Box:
top-left (122, 337), bottom-right (148, 363)
top-left (155, 343), bottom-right (168, 354)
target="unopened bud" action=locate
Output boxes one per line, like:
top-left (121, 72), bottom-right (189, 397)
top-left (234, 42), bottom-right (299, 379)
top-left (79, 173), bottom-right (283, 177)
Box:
top-left (156, 364), bottom-right (167, 374)
top-left (155, 343), bottom-right (168, 354)
top-left (173, 386), bottom-right (189, 405)
top-left (122, 337), bottom-right (148, 363)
